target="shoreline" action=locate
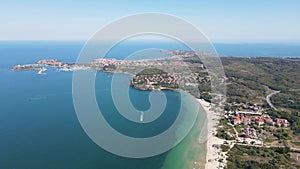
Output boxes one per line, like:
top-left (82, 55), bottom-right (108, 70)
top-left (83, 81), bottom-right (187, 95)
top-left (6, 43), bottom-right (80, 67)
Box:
top-left (161, 94), bottom-right (207, 169)
top-left (197, 99), bottom-right (225, 169)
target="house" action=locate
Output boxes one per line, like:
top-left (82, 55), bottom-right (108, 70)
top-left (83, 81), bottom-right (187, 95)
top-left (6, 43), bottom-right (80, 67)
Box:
top-left (232, 116), bottom-right (241, 125)
top-left (244, 127), bottom-right (257, 138)
top-left (241, 117), bottom-right (251, 125)
top-left (265, 118), bottom-right (275, 126)
top-left (255, 118), bottom-right (264, 126)
top-left (276, 118), bottom-right (289, 127)
top-left (253, 106), bottom-right (259, 111)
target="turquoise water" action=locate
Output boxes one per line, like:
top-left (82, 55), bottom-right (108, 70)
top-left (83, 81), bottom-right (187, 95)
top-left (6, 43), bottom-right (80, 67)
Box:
top-left (1, 41), bottom-right (300, 168)
top-left (0, 41), bottom-right (197, 169)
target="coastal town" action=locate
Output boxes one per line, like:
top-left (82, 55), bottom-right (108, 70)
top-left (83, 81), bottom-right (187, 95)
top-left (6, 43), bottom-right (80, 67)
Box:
top-left (204, 96), bottom-right (299, 169)
top-left (11, 51), bottom-right (210, 96)
top-left (130, 71), bottom-right (210, 90)
top-left (11, 50), bottom-right (300, 169)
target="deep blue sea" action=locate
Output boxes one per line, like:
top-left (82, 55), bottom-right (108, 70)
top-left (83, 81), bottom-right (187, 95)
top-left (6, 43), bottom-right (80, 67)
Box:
top-left (0, 41), bottom-right (300, 169)
top-left (214, 43), bottom-right (300, 57)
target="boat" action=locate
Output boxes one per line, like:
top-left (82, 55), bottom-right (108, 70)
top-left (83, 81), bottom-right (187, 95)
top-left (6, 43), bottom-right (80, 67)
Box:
top-left (140, 111), bottom-right (144, 122)
top-left (38, 67), bottom-right (47, 74)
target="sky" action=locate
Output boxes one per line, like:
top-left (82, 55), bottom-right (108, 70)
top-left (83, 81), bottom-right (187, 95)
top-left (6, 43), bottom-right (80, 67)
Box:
top-left (1, 0), bottom-right (300, 42)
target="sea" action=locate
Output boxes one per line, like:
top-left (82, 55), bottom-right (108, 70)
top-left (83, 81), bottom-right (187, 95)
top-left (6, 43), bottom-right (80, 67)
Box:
top-left (1, 40), bottom-right (300, 169)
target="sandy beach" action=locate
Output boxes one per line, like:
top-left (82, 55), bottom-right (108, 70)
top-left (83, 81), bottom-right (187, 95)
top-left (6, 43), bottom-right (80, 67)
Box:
top-left (197, 99), bottom-right (225, 169)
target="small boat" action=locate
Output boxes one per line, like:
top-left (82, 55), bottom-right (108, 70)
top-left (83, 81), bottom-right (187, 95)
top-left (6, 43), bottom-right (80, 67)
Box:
top-left (38, 67), bottom-right (47, 74)
top-left (140, 111), bottom-right (144, 122)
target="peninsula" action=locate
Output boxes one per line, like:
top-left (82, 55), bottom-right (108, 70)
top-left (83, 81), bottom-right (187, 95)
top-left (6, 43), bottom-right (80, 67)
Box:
top-left (12, 51), bottom-right (300, 168)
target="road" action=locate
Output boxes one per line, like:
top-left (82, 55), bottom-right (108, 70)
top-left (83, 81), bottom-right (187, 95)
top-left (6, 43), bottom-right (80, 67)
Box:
top-left (266, 90), bottom-right (280, 111)
top-left (228, 123), bottom-right (239, 139)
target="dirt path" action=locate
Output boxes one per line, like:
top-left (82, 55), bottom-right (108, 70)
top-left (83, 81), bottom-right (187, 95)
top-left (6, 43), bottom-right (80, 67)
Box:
top-left (228, 123), bottom-right (239, 139)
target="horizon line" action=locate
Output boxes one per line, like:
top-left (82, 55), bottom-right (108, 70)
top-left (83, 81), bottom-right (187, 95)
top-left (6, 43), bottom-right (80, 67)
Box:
top-left (1, 39), bottom-right (300, 44)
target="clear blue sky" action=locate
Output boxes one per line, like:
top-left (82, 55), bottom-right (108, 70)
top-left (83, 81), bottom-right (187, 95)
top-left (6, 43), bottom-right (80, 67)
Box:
top-left (1, 0), bottom-right (300, 42)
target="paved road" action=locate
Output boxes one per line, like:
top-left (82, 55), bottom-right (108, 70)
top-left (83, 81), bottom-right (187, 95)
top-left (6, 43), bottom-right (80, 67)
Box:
top-left (266, 90), bottom-right (280, 111)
